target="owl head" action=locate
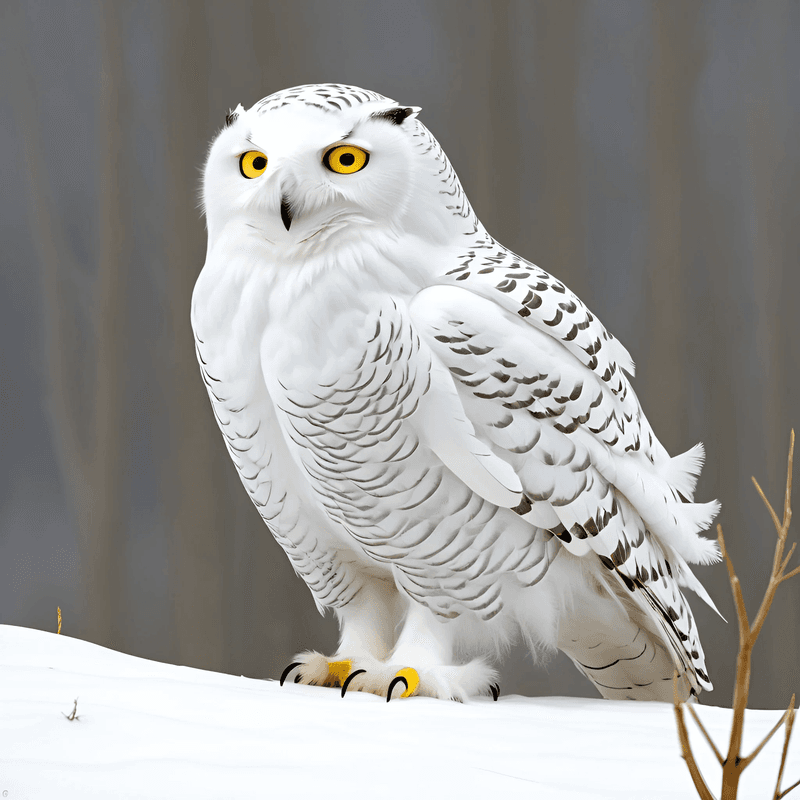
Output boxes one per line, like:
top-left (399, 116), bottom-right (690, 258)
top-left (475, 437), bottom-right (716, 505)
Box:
top-left (201, 84), bottom-right (481, 258)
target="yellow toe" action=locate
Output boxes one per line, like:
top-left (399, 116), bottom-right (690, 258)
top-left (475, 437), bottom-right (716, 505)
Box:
top-left (395, 667), bottom-right (420, 698)
top-left (325, 659), bottom-right (352, 688)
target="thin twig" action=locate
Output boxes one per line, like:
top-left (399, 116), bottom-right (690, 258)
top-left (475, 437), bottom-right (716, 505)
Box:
top-left (674, 672), bottom-right (716, 800)
top-left (780, 542), bottom-right (797, 576)
top-left (773, 695), bottom-right (796, 800)
top-left (784, 431), bottom-right (795, 526)
top-left (740, 706), bottom-right (791, 769)
top-left (779, 778), bottom-right (800, 799)
top-left (752, 476), bottom-right (783, 538)
top-left (686, 702), bottom-right (724, 765)
top-left (718, 526), bottom-right (749, 644)
top-left (781, 564), bottom-right (800, 583)
top-left (62, 698), bottom-right (79, 721)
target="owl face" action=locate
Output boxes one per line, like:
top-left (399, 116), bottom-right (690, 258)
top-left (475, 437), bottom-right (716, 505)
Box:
top-left (202, 89), bottom-right (425, 254)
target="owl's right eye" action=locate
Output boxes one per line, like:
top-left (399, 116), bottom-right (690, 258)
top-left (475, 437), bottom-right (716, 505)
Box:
top-left (239, 151), bottom-right (268, 179)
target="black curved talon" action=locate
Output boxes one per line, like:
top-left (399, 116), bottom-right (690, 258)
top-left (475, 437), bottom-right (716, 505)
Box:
top-left (386, 675), bottom-right (408, 703)
top-left (280, 662), bottom-right (302, 686)
top-left (490, 684), bottom-right (500, 701)
top-left (341, 669), bottom-right (367, 698)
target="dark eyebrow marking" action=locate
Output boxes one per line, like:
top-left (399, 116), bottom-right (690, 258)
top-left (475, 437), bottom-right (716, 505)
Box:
top-left (224, 110), bottom-right (239, 127)
top-left (370, 107), bottom-right (414, 125)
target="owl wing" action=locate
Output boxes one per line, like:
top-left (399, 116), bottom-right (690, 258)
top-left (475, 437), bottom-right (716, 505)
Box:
top-left (409, 272), bottom-right (720, 695)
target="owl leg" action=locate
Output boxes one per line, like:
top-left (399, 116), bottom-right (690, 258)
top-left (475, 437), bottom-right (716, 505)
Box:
top-left (340, 601), bottom-right (498, 702)
top-left (279, 577), bottom-right (401, 692)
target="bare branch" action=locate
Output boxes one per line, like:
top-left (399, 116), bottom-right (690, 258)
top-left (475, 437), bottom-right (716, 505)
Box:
top-left (710, 432), bottom-right (797, 798)
top-left (779, 779), bottom-right (800, 800)
top-left (784, 430), bottom-right (795, 529)
top-left (718, 526), bottom-right (750, 643)
top-left (686, 702), bottom-right (724, 765)
top-left (751, 576), bottom-right (782, 651)
top-left (779, 542), bottom-right (797, 576)
top-left (750, 433), bottom-right (798, 645)
top-left (773, 695), bottom-right (796, 800)
top-left (752, 475), bottom-right (784, 537)
top-left (779, 564), bottom-right (800, 584)
top-left (740, 707), bottom-right (790, 770)
top-left (673, 673), bottom-right (716, 800)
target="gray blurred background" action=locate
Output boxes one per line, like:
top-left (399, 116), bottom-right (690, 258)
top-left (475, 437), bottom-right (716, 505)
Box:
top-left (1, 0), bottom-right (798, 707)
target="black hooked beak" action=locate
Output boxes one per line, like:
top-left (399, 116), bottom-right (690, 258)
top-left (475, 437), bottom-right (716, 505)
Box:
top-left (280, 195), bottom-right (293, 231)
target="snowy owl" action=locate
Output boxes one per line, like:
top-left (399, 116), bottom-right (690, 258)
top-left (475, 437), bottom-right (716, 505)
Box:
top-left (192, 83), bottom-right (720, 703)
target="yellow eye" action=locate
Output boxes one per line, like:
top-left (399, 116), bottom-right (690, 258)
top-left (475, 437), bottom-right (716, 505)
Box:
top-left (239, 150), bottom-right (268, 179)
top-left (323, 145), bottom-right (369, 175)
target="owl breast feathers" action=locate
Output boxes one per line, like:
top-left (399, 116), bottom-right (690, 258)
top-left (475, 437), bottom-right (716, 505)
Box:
top-left (192, 83), bottom-right (720, 702)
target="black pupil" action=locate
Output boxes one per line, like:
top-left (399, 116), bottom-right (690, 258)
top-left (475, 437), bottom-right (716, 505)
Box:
top-left (339, 152), bottom-right (355, 167)
top-left (252, 156), bottom-right (266, 170)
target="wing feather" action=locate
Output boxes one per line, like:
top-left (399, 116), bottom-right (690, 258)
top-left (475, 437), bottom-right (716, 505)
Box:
top-left (410, 281), bottom-right (720, 694)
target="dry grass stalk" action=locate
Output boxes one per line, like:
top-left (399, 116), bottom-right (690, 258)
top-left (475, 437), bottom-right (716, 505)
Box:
top-left (57, 606), bottom-right (62, 635)
top-left (674, 430), bottom-right (799, 800)
top-left (62, 699), bottom-right (80, 722)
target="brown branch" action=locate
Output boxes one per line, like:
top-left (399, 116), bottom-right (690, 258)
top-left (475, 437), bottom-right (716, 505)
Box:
top-left (780, 779), bottom-right (800, 800)
top-left (740, 706), bottom-right (792, 769)
top-left (678, 430), bottom-right (798, 800)
top-left (784, 431), bottom-right (795, 527)
top-left (753, 476), bottom-right (784, 537)
top-left (674, 672), bottom-right (716, 800)
top-left (774, 695), bottom-right (796, 800)
top-left (718, 526), bottom-right (750, 645)
top-left (780, 542), bottom-right (798, 576)
top-left (750, 434), bottom-right (795, 646)
top-left (687, 702), bottom-right (724, 765)
top-left (781, 564), bottom-right (800, 583)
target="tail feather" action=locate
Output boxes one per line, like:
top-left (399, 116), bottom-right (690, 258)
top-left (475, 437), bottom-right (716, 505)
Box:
top-left (556, 562), bottom-right (702, 701)
top-left (559, 493), bottom-right (713, 700)
top-left (663, 442), bottom-right (707, 501)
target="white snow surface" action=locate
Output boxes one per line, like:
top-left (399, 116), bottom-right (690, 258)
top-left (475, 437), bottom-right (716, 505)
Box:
top-left (1, 624), bottom-right (797, 799)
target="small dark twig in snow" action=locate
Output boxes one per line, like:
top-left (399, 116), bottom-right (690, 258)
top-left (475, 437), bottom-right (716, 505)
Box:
top-left (63, 698), bottom-right (80, 721)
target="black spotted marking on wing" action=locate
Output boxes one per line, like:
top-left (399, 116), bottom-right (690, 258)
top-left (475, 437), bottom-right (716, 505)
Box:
top-left (590, 515), bottom-right (711, 694)
top-left (548, 523), bottom-right (571, 543)
top-left (512, 495), bottom-right (532, 515)
top-left (429, 312), bottom-right (634, 454)
top-left (553, 410), bottom-right (592, 435)
top-left (435, 239), bottom-right (640, 450)
top-left (570, 523), bottom-right (589, 540)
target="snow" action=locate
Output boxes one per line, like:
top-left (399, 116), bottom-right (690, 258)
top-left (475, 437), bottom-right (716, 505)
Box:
top-left (1, 625), bottom-right (797, 799)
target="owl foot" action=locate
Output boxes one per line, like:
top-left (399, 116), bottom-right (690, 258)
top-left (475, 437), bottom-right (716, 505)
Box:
top-left (279, 652), bottom-right (498, 702)
top-left (279, 652), bottom-right (363, 689)
top-left (337, 659), bottom-right (498, 702)
top-left (385, 667), bottom-right (420, 701)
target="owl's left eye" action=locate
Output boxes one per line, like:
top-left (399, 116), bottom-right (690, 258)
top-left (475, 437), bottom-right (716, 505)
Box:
top-left (323, 145), bottom-right (369, 175)
top-left (239, 151), bottom-right (268, 179)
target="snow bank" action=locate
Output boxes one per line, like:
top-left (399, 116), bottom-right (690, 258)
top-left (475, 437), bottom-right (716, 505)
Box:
top-left (0, 624), bottom-right (796, 799)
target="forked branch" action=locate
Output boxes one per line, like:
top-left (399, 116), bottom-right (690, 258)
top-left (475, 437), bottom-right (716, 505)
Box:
top-left (675, 430), bottom-right (798, 800)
